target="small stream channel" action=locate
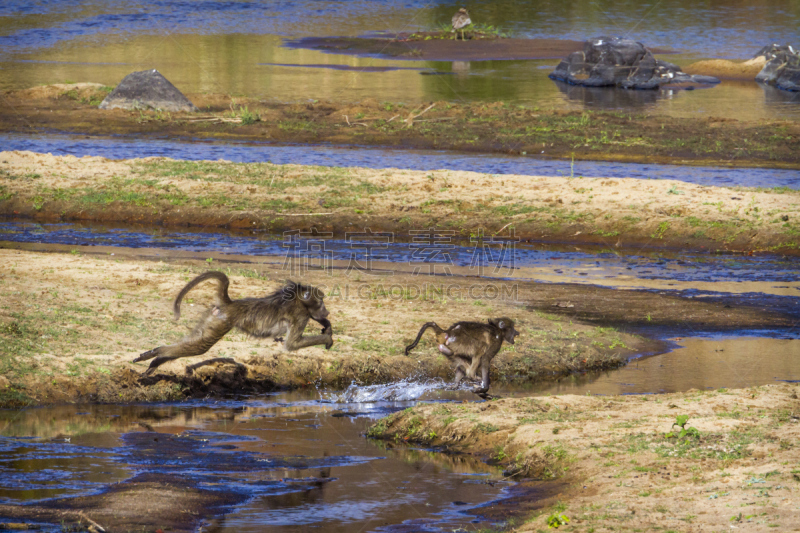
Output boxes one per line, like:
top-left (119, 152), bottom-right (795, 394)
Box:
top-left (3, 132), bottom-right (800, 189)
top-left (3, 219), bottom-right (800, 293)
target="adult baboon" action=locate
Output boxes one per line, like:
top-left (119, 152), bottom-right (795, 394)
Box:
top-left (134, 272), bottom-right (333, 375)
top-left (405, 317), bottom-right (519, 397)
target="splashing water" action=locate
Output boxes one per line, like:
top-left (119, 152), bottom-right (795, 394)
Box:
top-left (321, 378), bottom-right (450, 403)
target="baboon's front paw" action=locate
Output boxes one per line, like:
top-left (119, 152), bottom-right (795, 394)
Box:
top-left (325, 336), bottom-right (334, 350)
top-left (318, 318), bottom-right (333, 336)
top-left (317, 318), bottom-right (333, 335)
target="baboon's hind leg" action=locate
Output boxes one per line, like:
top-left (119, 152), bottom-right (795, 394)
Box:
top-left (449, 362), bottom-right (467, 390)
top-left (135, 313), bottom-right (233, 375)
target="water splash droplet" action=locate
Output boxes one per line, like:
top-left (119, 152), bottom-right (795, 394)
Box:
top-left (321, 378), bottom-right (449, 403)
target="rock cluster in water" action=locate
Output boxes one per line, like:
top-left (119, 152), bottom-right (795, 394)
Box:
top-left (549, 36), bottom-right (719, 89)
top-left (99, 69), bottom-right (198, 112)
top-left (753, 44), bottom-right (800, 92)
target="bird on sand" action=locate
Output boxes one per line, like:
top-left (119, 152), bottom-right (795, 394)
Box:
top-left (451, 8), bottom-right (471, 41)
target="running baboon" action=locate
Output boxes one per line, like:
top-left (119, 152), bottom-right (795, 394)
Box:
top-left (405, 317), bottom-right (519, 397)
top-left (134, 272), bottom-right (333, 375)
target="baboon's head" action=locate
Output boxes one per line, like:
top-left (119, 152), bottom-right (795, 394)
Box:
top-left (294, 282), bottom-right (329, 321)
top-left (489, 317), bottom-right (519, 344)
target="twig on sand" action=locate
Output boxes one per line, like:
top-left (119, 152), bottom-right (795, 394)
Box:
top-left (71, 512), bottom-right (106, 532)
top-left (411, 117), bottom-right (456, 123)
top-left (494, 221), bottom-right (514, 235)
top-left (184, 115), bottom-right (243, 124)
top-left (403, 103), bottom-right (436, 127)
top-left (342, 115), bottom-right (368, 127)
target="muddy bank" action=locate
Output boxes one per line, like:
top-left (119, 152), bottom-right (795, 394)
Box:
top-left (2, 245), bottom-right (797, 408)
top-left (2, 150), bottom-right (800, 255)
top-left (368, 383), bottom-right (800, 532)
top-left (1, 84), bottom-right (799, 169)
top-left (284, 35), bottom-right (587, 61)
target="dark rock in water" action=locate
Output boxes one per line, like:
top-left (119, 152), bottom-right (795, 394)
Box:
top-left (752, 44), bottom-right (796, 62)
top-left (754, 44), bottom-right (800, 92)
top-left (99, 69), bottom-right (198, 112)
top-left (549, 36), bottom-right (719, 90)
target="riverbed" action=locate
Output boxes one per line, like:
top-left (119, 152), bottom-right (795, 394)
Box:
top-left (2, 1), bottom-right (799, 529)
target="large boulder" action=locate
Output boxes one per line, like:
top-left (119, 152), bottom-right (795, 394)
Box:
top-left (99, 69), bottom-right (198, 112)
top-left (754, 44), bottom-right (800, 92)
top-left (549, 36), bottom-right (719, 90)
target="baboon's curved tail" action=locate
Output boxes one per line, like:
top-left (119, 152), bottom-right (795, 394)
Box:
top-left (173, 271), bottom-right (232, 320)
top-left (404, 322), bottom-right (444, 355)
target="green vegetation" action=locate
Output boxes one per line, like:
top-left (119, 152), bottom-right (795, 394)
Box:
top-left (231, 105), bottom-right (260, 125)
top-left (546, 513), bottom-right (570, 529)
top-left (665, 414), bottom-right (701, 440)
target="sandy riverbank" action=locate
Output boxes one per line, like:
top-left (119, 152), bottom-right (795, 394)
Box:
top-left (2, 151), bottom-right (800, 254)
top-left (368, 383), bottom-right (800, 532)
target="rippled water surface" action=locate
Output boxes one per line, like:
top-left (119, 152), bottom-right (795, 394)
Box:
top-left (3, 219), bottom-right (800, 289)
top-left (1, 1), bottom-right (798, 119)
top-left (0, 392), bottom-right (512, 532)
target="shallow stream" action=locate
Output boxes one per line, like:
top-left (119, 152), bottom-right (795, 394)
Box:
top-left (0, 391), bottom-right (511, 532)
top-left (3, 132), bottom-right (800, 189)
top-left (3, 219), bottom-right (800, 297)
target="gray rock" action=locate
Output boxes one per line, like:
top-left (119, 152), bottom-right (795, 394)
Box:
top-left (752, 44), bottom-right (796, 62)
top-left (754, 44), bottom-right (800, 92)
top-left (99, 69), bottom-right (198, 112)
top-left (549, 36), bottom-right (719, 90)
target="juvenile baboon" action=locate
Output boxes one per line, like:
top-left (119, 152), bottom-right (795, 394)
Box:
top-left (405, 317), bottom-right (519, 397)
top-left (134, 271), bottom-right (333, 375)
